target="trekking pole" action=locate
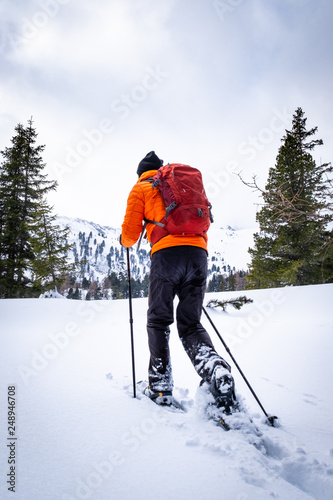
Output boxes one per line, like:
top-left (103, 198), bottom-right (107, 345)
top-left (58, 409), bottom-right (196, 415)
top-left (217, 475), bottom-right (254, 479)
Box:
top-left (126, 248), bottom-right (136, 398)
top-left (202, 306), bottom-right (277, 426)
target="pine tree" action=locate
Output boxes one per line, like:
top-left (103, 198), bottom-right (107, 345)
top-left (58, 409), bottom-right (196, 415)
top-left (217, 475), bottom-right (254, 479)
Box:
top-left (246, 108), bottom-right (333, 288)
top-left (28, 201), bottom-right (74, 294)
top-left (206, 273), bottom-right (222, 292)
top-left (0, 119), bottom-right (72, 297)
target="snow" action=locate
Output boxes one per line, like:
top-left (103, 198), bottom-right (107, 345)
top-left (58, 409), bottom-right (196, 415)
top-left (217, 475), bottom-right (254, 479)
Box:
top-left (39, 287), bottom-right (65, 299)
top-left (1, 283), bottom-right (333, 499)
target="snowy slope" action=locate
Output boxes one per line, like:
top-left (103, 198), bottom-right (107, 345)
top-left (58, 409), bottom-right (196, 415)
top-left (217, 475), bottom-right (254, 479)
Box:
top-left (1, 284), bottom-right (333, 499)
top-left (56, 216), bottom-right (256, 285)
top-left (207, 224), bottom-right (256, 270)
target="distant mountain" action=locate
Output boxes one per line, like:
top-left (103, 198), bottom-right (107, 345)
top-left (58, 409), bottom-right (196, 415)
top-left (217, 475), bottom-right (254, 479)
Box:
top-left (57, 216), bottom-right (255, 286)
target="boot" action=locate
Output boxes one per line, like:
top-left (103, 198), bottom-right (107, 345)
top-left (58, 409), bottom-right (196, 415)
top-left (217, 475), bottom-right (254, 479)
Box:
top-left (210, 366), bottom-right (237, 414)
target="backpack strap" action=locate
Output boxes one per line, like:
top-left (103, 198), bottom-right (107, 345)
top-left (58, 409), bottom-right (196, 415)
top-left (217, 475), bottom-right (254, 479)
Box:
top-left (137, 218), bottom-right (165, 251)
top-left (140, 177), bottom-right (154, 183)
top-left (165, 201), bottom-right (177, 219)
top-left (136, 177), bottom-right (165, 251)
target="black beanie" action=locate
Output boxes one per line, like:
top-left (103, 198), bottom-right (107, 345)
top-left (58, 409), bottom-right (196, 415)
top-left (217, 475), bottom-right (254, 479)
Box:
top-left (137, 151), bottom-right (163, 177)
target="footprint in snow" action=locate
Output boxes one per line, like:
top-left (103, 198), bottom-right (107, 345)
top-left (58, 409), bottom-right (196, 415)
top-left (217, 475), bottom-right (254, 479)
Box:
top-left (302, 393), bottom-right (320, 405)
top-left (261, 377), bottom-right (286, 389)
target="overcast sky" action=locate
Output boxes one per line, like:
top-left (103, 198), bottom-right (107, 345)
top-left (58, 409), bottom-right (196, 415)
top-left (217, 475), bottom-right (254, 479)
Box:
top-left (1, 0), bottom-right (332, 230)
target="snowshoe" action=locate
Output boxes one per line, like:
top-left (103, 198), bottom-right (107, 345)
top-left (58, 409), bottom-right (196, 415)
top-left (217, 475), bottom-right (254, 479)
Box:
top-left (144, 386), bottom-right (174, 406)
top-left (198, 368), bottom-right (260, 435)
top-left (205, 399), bottom-right (259, 434)
top-left (137, 381), bottom-right (186, 412)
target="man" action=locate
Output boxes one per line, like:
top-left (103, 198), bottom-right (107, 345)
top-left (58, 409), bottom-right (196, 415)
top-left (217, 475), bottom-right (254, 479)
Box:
top-left (120, 151), bottom-right (236, 412)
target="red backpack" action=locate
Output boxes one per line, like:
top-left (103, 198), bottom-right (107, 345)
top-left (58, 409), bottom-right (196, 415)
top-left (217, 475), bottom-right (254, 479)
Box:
top-left (143, 163), bottom-right (213, 246)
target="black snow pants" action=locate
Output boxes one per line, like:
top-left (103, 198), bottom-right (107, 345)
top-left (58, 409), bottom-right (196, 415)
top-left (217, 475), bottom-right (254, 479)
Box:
top-left (147, 245), bottom-right (230, 392)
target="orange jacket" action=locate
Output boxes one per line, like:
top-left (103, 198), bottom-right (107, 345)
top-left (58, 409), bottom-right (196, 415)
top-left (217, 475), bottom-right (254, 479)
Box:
top-left (121, 170), bottom-right (208, 255)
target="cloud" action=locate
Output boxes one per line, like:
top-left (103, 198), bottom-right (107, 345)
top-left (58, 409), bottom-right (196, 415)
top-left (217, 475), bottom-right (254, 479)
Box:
top-left (0, 0), bottom-right (332, 230)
